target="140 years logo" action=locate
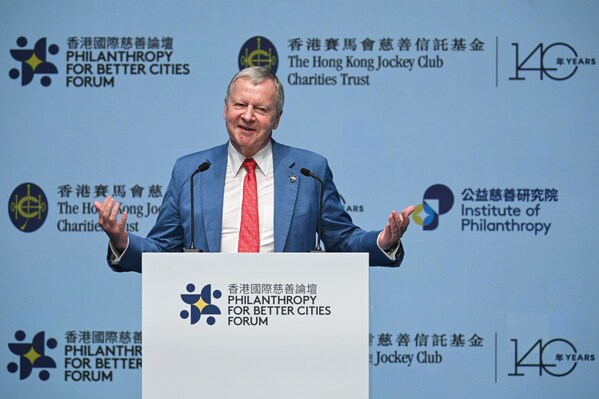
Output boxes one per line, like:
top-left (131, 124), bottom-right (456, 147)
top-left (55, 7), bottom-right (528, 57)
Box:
top-left (510, 42), bottom-right (595, 81)
top-left (509, 338), bottom-right (595, 377)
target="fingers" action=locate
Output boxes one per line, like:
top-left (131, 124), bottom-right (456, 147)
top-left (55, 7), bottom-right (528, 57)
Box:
top-left (383, 220), bottom-right (394, 240)
top-left (108, 199), bottom-right (121, 228)
top-left (96, 196), bottom-right (115, 229)
top-left (388, 213), bottom-right (399, 239)
top-left (120, 210), bottom-right (128, 226)
top-left (93, 200), bottom-right (103, 213)
top-left (96, 196), bottom-right (127, 233)
top-left (389, 205), bottom-right (415, 240)
top-left (402, 205), bottom-right (416, 218)
top-left (95, 196), bottom-right (129, 251)
top-left (378, 220), bottom-right (396, 251)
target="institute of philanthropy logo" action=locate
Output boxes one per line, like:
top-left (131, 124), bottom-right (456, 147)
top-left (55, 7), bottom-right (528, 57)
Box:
top-left (7, 330), bottom-right (57, 381)
top-left (9, 37), bottom-right (59, 87)
top-left (238, 36), bottom-right (278, 73)
top-left (180, 283), bottom-right (222, 325)
top-left (412, 184), bottom-right (454, 231)
top-left (8, 183), bottom-right (49, 232)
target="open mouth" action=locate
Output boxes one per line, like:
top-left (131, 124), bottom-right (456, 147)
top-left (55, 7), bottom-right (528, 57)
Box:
top-left (239, 125), bottom-right (256, 133)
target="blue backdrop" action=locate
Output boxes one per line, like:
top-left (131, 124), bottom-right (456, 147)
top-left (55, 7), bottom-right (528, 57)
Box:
top-left (1, 1), bottom-right (597, 398)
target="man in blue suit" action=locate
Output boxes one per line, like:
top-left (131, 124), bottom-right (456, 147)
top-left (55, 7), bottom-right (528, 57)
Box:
top-left (94, 66), bottom-right (414, 273)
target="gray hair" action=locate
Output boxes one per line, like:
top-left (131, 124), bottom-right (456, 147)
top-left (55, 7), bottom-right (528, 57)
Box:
top-left (225, 66), bottom-right (285, 115)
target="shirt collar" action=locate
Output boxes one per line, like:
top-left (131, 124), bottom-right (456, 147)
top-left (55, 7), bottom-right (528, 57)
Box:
top-left (227, 140), bottom-right (272, 177)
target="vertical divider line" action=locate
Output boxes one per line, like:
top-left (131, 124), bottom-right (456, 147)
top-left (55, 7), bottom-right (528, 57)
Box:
top-left (496, 36), bottom-right (499, 87)
top-left (495, 332), bottom-right (498, 383)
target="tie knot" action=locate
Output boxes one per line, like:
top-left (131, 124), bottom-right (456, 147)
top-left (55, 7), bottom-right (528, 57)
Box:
top-left (242, 158), bottom-right (257, 173)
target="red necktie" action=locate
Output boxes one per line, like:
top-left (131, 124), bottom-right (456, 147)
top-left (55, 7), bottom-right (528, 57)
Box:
top-left (238, 158), bottom-right (260, 252)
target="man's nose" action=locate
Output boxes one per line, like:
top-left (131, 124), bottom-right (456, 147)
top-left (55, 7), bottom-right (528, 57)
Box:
top-left (241, 106), bottom-right (255, 121)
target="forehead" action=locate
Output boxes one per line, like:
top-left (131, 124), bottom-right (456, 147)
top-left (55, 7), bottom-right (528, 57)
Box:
top-left (229, 77), bottom-right (277, 102)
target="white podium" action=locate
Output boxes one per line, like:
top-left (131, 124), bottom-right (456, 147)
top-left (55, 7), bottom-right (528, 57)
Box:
top-left (142, 252), bottom-right (369, 399)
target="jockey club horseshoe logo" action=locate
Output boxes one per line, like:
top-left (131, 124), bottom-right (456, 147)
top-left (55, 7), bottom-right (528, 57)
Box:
top-left (238, 36), bottom-right (278, 73)
top-left (8, 183), bottom-right (48, 232)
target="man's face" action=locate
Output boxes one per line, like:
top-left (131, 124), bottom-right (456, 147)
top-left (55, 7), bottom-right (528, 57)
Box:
top-left (224, 77), bottom-right (282, 157)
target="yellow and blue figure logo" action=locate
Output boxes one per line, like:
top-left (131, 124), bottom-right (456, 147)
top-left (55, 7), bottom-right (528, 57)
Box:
top-left (8, 183), bottom-right (48, 232)
top-left (412, 184), bottom-right (454, 231)
top-left (238, 36), bottom-right (278, 73)
top-left (9, 37), bottom-right (59, 87)
top-left (180, 283), bottom-right (222, 325)
top-left (7, 330), bottom-right (57, 381)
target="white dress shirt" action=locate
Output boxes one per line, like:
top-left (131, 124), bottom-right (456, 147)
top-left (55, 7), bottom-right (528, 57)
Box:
top-left (220, 141), bottom-right (275, 252)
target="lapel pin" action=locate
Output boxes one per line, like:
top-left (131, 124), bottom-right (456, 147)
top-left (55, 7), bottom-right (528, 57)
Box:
top-left (289, 174), bottom-right (297, 183)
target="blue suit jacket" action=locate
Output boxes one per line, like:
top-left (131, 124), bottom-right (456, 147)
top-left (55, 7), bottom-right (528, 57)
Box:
top-left (111, 140), bottom-right (403, 272)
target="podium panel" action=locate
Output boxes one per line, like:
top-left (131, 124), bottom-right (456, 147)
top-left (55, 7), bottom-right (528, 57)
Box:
top-left (142, 253), bottom-right (368, 399)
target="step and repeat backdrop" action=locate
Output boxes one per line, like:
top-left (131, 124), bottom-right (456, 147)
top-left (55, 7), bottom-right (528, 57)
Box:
top-left (1, 1), bottom-right (597, 398)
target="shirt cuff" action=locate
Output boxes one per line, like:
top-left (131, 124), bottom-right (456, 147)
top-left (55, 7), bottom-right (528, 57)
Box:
top-left (109, 237), bottom-right (130, 265)
top-left (377, 231), bottom-right (401, 260)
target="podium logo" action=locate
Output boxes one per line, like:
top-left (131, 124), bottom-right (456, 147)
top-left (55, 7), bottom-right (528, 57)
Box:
top-left (7, 330), bottom-right (57, 381)
top-left (9, 37), bottom-right (59, 87)
top-left (412, 184), bottom-right (454, 231)
top-left (8, 183), bottom-right (48, 232)
top-left (180, 283), bottom-right (222, 325)
top-left (238, 36), bottom-right (278, 73)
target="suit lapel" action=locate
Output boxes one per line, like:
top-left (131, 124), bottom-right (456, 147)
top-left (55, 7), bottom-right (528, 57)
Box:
top-left (200, 144), bottom-right (228, 252)
top-left (273, 141), bottom-right (299, 252)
